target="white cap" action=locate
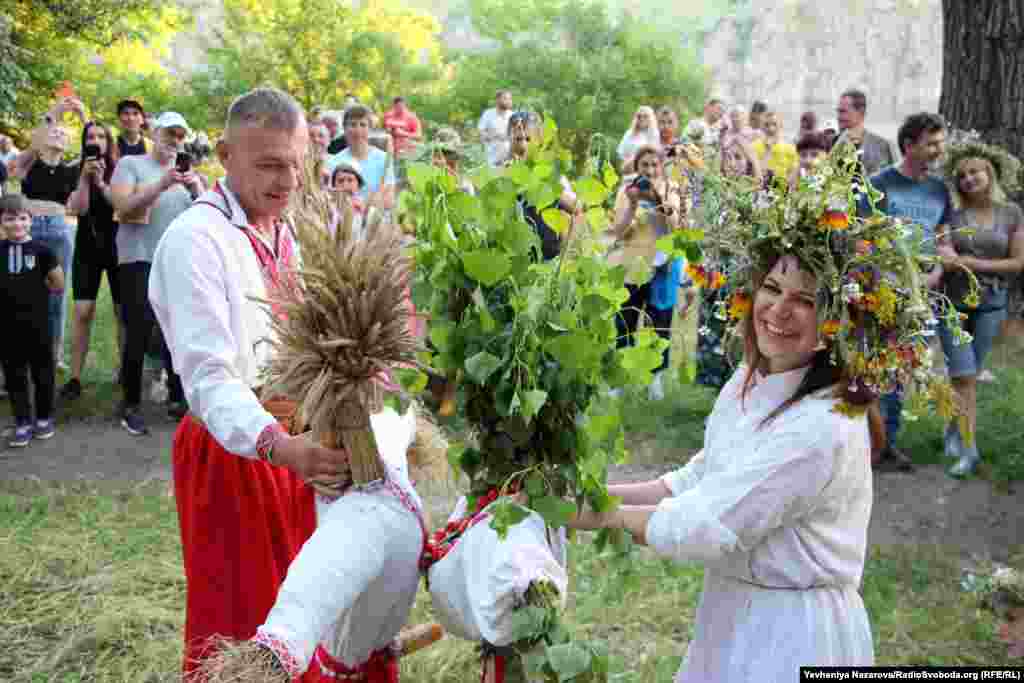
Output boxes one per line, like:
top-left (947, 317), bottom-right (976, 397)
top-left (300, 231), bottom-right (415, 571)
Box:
top-left (822, 119), bottom-right (839, 132)
top-left (153, 111), bottom-right (191, 135)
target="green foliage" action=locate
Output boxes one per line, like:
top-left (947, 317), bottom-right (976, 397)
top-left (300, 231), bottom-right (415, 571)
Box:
top-left (405, 119), bottom-right (700, 542)
top-left (186, 0), bottom-right (445, 126)
top-left (0, 0), bottom-right (168, 127)
top-left (413, 0), bottom-right (706, 170)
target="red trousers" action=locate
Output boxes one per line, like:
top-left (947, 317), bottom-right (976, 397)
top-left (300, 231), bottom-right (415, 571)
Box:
top-left (311, 645), bottom-right (399, 682)
top-left (174, 416), bottom-right (318, 681)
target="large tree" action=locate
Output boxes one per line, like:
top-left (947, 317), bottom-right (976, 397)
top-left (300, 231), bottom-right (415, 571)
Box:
top-left (939, 0), bottom-right (1024, 165)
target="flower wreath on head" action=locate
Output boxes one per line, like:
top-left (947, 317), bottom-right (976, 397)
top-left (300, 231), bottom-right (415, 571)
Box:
top-left (697, 145), bottom-right (979, 421)
top-left (942, 131), bottom-right (1022, 199)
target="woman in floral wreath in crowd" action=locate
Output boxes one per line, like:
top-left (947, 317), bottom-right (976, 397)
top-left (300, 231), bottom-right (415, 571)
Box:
top-left (937, 139), bottom-right (1023, 477)
top-left (567, 148), bottom-right (970, 681)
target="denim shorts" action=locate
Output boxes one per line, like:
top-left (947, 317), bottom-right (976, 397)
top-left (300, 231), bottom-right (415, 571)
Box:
top-left (938, 289), bottom-right (1007, 378)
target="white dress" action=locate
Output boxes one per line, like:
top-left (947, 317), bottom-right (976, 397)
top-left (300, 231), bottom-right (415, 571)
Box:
top-left (645, 365), bottom-right (875, 681)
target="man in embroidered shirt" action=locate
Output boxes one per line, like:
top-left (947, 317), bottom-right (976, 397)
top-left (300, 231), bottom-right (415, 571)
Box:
top-left (149, 87), bottom-right (350, 680)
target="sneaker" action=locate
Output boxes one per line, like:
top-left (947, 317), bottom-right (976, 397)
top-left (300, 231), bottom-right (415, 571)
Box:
top-left (8, 421), bottom-right (32, 448)
top-left (56, 360), bottom-right (70, 373)
top-left (33, 419), bottom-right (56, 440)
top-left (60, 378), bottom-right (83, 401)
top-left (874, 445), bottom-right (915, 472)
top-left (167, 401), bottom-right (188, 420)
top-left (1, 423), bottom-right (14, 438)
top-left (120, 405), bottom-right (149, 436)
top-left (977, 369), bottom-right (996, 383)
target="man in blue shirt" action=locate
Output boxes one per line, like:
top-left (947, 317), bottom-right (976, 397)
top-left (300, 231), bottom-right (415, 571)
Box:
top-left (868, 112), bottom-right (950, 472)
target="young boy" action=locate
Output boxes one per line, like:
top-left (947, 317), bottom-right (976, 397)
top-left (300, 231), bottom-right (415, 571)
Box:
top-left (0, 194), bottom-right (64, 447)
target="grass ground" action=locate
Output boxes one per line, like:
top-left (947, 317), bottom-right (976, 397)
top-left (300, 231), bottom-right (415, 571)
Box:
top-left (2, 293), bottom-right (1023, 679)
top-left (0, 480), bottom-right (1016, 682)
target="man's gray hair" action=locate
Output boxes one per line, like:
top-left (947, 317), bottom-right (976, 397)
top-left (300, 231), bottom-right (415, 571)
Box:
top-left (225, 87), bottom-right (305, 136)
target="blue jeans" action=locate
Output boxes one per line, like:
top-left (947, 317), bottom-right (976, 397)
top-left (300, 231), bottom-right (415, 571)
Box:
top-left (937, 291), bottom-right (1008, 379)
top-left (879, 389), bottom-right (904, 448)
top-left (31, 215), bottom-right (74, 357)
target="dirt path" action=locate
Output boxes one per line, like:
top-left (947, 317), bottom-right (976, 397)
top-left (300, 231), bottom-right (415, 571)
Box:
top-left (2, 412), bottom-right (1022, 564)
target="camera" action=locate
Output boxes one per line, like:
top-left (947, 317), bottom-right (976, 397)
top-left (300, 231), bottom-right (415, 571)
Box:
top-left (175, 151), bottom-right (193, 173)
top-left (83, 144), bottom-right (101, 161)
top-left (630, 175), bottom-right (653, 193)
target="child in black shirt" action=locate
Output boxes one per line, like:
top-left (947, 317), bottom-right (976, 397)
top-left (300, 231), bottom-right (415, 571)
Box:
top-left (0, 195), bottom-right (64, 447)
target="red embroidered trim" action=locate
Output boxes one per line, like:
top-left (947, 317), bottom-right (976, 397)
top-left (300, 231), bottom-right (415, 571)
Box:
top-left (314, 643), bottom-right (398, 680)
top-left (253, 628), bottom-right (304, 678)
top-left (256, 422), bottom-right (287, 462)
top-left (420, 488), bottom-right (513, 572)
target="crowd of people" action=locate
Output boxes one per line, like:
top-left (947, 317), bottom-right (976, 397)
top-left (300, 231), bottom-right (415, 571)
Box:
top-left (0, 79), bottom-right (1021, 682)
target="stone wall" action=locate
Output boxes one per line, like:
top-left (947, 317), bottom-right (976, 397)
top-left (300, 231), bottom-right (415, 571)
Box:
top-left (701, 0), bottom-right (943, 140)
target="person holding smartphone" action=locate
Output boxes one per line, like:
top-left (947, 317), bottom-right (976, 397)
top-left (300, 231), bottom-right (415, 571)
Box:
top-left (109, 112), bottom-right (202, 435)
top-left (60, 122), bottom-right (123, 401)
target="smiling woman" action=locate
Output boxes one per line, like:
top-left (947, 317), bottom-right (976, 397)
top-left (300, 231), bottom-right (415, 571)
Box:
top-left (565, 147), bottom-right (976, 681)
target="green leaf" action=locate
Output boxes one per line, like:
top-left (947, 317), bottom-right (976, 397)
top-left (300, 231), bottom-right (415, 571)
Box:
top-left (619, 344), bottom-right (664, 384)
top-left (545, 642), bottom-right (593, 682)
top-left (462, 250), bottom-right (511, 286)
top-left (406, 162), bottom-right (436, 193)
top-left (585, 206), bottom-right (609, 231)
top-left (527, 183), bottom-right (560, 211)
top-left (508, 606), bottom-right (549, 642)
top-left (520, 389), bottom-right (549, 423)
top-left (465, 351), bottom-right (503, 385)
top-left (429, 322), bottom-right (454, 353)
top-left (446, 443), bottom-right (465, 477)
top-left (575, 177), bottom-right (609, 207)
top-left (602, 163), bottom-right (620, 190)
top-left (531, 495), bottom-right (577, 528)
top-left (395, 368), bottom-right (428, 393)
top-left (489, 501), bottom-right (532, 538)
top-left (540, 206), bottom-right (573, 236)
top-left (507, 162), bottom-right (533, 187)
top-left (545, 332), bottom-right (600, 371)
top-left (532, 162), bottom-right (555, 181)
top-left (525, 472), bottom-right (546, 498)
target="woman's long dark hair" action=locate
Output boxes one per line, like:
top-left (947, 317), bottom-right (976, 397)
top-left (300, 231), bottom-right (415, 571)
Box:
top-left (80, 121), bottom-right (116, 184)
top-left (739, 251), bottom-right (885, 451)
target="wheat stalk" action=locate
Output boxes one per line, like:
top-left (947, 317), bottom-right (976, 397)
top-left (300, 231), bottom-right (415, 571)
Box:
top-left (258, 158), bottom-right (426, 485)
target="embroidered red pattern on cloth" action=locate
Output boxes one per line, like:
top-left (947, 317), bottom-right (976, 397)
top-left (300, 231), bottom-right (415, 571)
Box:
top-left (253, 629), bottom-right (305, 678)
top-left (419, 487), bottom-right (514, 572)
top-left (314, 643), bottom-right (399, 681)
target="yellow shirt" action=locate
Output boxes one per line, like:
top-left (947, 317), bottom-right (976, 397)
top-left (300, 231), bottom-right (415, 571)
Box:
top-left (752, 140), bottom-right (798, 180)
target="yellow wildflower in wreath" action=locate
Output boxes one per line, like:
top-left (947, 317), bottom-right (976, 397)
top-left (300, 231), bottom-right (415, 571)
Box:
top-left (727, 292), bottom-right (752, 320)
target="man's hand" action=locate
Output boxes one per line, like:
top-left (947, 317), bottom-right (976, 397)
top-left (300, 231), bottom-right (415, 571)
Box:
top-left (272, 432), bottom-right (351, 482)
top-left (161, 168), bottom-right (192, 191)
top-left (937, 242), bottom-right (959, 268)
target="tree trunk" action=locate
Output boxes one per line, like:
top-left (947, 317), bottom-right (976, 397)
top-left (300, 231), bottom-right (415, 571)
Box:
top-left (939, 0), bottom-right (1024, 164)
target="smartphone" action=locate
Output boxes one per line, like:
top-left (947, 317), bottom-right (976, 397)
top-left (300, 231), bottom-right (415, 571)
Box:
top-left (175, 151), bottom-right (193, 173)
top-left (83, 144), bottom-right (101, 161)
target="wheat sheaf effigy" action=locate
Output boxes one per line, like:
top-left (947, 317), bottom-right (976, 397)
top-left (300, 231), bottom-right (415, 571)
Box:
top-left (193, 160), bottom-right (445, 682)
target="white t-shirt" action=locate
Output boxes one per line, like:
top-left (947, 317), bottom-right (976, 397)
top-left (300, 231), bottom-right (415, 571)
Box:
top-left (478, 108), bottom-right (514, 167)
